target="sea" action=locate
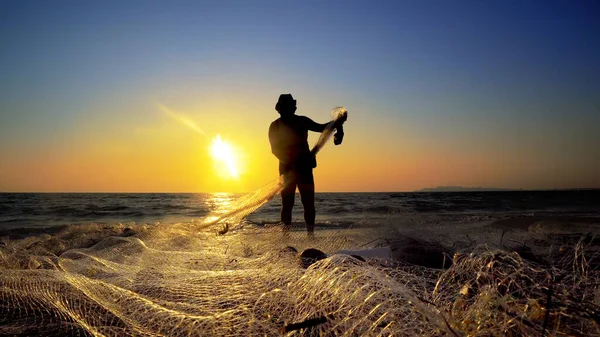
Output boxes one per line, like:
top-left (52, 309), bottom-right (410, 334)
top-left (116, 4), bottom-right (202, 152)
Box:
top-left (1, 190), bottom-right (599, 235)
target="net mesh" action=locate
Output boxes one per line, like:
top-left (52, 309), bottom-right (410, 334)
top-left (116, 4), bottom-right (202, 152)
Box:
top-left (3, 224), bottom-right (600, 336)
top-left (2, 214), bottom-right (600, 336)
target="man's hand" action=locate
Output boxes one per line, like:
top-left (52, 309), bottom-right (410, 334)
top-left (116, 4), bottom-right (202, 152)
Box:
top-left (333, 132), bottom-right (344, 145)
top-left (332, 111), bottom-right (346, 145)
top-left (333, 124), bottom-right (344, 145)
top-left (333, 111), bottom-right (347, 128)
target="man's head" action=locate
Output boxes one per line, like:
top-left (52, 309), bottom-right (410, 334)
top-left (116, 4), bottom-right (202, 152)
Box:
top-left (275, 94), bottom-right (297, 116)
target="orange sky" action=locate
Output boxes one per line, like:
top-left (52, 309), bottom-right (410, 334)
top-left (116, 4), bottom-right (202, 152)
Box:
top-left (1, 96), bottom-right (597, 192)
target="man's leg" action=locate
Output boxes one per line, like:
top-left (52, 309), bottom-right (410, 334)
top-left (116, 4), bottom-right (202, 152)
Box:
top-left (280, 173), bottom-right (296, 230)
top-left (298, 169), bottom-right (315, 235)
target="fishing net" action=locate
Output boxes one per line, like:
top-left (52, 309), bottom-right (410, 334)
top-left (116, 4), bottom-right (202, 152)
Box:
top-left (3, 221), bottom-right (600, 336)
top-left (2, 107), bottom-right (600, 336)
top-left (2, 212), bottom-right (600, 336)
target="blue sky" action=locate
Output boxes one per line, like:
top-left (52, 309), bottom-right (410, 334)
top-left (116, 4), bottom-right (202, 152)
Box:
top-left (1, 1), bottom-right (599, 191)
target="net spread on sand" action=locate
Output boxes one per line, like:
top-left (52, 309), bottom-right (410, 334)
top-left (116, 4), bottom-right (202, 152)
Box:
top-left (2, 108), bottom-right (600, 336)
top-left (2, 223), bottom-right (600, 336)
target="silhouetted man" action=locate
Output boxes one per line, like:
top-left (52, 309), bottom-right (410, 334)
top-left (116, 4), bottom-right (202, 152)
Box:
top-left (268, 94), bottom-right (344, 235)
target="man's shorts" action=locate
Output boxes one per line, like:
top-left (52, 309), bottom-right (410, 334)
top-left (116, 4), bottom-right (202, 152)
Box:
top-left (288, 169), bottom-right (314, 185)
top-left (280, 167), bottom-right (314, 189)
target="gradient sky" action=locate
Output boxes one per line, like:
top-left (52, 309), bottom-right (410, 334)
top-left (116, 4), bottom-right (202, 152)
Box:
top-left (1, 1), bottom-right (599, 192)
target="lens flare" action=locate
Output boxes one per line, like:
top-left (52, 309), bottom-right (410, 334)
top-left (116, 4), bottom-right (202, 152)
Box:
top-left (157, 103), bottom-right (207, 137)
top-left (210, 135), bottom-right (239, 179)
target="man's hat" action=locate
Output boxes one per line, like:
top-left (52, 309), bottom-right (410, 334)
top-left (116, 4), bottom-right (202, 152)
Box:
top-left (275, 94), bottom-right (296, 112)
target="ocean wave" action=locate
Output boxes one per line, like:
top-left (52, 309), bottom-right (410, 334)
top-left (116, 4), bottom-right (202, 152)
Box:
top-left (91, 205), bottom-right (131, 212)
top-left (182, 209), bottom-right (210, 217)
top-left (2, 191), bottom-right (599, 233)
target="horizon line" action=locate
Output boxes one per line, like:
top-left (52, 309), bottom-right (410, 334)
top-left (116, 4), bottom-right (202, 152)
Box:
top-left (1, 188), bottom-right (599, 194)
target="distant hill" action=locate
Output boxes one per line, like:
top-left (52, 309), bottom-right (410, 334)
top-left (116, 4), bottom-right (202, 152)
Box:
top-left (416, 186), bottom-right (518, 192)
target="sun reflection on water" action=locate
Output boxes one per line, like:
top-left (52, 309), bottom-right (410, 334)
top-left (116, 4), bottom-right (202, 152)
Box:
top-left (202, 192), bottom-right (236, 223)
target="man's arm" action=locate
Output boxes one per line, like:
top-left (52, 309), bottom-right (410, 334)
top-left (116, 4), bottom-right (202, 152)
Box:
top-left (300, 116), bottom-right (329, 133)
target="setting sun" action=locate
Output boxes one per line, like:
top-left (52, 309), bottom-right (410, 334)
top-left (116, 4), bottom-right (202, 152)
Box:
top-left (210, 135), bottom-right (240, 179)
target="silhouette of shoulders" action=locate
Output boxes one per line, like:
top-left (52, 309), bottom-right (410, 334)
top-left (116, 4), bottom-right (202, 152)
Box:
top-left (275, 115), bottom-right (326, 133)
